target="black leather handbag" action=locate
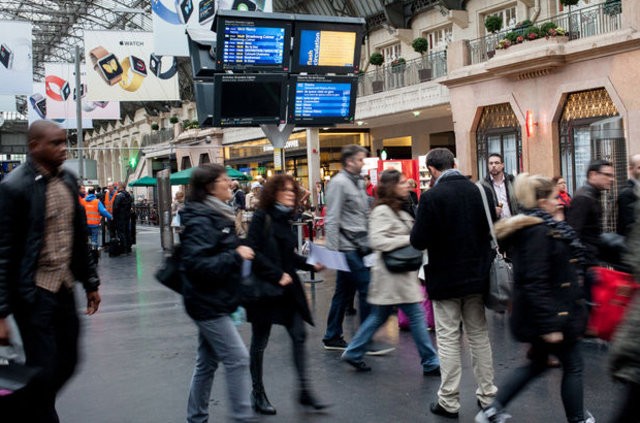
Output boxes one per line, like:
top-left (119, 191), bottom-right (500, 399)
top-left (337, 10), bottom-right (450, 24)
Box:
top-left (382, 245), bottom-right (423, 273)
top-left (155, 245), bottom-right (183, 294)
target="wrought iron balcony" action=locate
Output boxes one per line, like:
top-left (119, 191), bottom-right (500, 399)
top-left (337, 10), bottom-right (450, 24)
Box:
top-left (141, 128), bottom-right (174, 147)
top-left (468, 1), bottom-right (622, 65)
top-left (357, 51), bottom-right (448, 97)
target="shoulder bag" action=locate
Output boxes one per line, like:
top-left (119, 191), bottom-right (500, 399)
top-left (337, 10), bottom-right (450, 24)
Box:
top-left (476, 182), bottom-right (513, 312)
top-left (381, 210), bottom-right (423, 273)
top-left (155, 244), bottom-right (183, 294)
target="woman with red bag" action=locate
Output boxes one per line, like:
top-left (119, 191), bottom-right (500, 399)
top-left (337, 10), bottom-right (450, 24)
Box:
top-left (476, 174), bottom-right (593, 423)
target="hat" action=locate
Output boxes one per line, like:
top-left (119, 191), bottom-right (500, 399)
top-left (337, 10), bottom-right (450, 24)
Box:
top-left (251, 182), bottom-right (261, 189)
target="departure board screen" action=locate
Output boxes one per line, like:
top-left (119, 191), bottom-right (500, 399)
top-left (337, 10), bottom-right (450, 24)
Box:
top-left (289, 75), bottom-right (357, 125)
top-left (291, 22), bottom-right (363, 74)
top-left (216, 17), bottom-right (291, 71)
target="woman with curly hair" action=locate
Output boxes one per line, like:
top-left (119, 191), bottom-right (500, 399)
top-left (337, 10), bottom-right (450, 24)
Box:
top-left (245, 175), bottom-right (327, 415)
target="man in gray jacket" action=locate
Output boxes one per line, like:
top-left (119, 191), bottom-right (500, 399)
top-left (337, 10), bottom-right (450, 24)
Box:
top-left (322, 145), bottom-right (372, 350)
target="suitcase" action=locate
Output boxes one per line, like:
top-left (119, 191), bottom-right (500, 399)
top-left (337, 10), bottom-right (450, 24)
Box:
top-left (398, 286), bottom-right (435, 331)
top-left (108, 237), bottom-right (122, 257)
top-left (588, 266), bottom-right (639, 341)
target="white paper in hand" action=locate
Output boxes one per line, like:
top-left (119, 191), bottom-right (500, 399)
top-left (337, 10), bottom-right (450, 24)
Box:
top-left (241, 260), bottom-right (252, 278)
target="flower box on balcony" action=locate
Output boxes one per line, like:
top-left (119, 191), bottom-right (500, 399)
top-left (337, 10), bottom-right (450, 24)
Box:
top-left (495, 35), bottom-right (569, 57)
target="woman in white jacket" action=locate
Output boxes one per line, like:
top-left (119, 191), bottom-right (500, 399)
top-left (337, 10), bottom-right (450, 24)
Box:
top-left (341, 169), bottom-right (440, 374)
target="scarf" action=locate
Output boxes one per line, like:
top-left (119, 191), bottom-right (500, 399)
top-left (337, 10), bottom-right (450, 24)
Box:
top-left (524, 208), bottom-right (587, 267)
top-left (434, 168), bottom-right (462, 186)
top-left (204, 195), bottom-right (236, 222)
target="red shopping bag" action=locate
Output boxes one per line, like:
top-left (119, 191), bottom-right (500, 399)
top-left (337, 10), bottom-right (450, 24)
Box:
top-left (588, 267), bottom-right (639, 341)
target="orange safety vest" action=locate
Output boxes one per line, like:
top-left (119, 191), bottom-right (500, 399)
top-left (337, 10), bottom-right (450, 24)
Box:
top-left (105, 190), bottom-right (116, 214)
top-left (84, 199), bottom-right (101, 226)
top-left (78, 196), bottom-right (86, 208)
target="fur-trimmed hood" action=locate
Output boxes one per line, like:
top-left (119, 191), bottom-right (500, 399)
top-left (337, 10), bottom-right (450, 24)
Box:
top-left (495, 215), bottom-right (544, 240)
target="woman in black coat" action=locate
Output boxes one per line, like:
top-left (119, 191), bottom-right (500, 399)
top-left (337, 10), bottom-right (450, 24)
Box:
top-left (245, 175), bottom-right (326, 415)
top-left (476, 174), bottom-right (592, 423)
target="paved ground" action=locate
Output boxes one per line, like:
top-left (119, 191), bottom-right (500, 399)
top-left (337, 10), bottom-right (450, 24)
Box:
top-left (57, 226), bottom-right (622, 423)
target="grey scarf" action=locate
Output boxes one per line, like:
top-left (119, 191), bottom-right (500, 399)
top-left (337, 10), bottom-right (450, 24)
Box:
top-left (204, 195), bottom-right (236, 222)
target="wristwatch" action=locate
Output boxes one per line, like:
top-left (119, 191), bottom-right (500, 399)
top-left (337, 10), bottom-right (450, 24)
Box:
top-left (119, 55), bottom-right (148, 92)
top-left (73, 83), bottom-right (87, 100)
top-left (175, 0), bottom-right (194, 24)
top-left (152, 0), bottom-right (180, 24)
top-left (149, 53), bottom-right (178, 80)
top-left (45, 75), bottom-right (71, 101)
top-left (0, 44), bottom-right (13, 69)
top-left (82, 100), bottom-right (110, 112)
top-left (29, 93), bottom-right (47, 119)
top-left (198, 0), bottom-right (216, 24)
top-left (90, 46), bottom-right (123, 86)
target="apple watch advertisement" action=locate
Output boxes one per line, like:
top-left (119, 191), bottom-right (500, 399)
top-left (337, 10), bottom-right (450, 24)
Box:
top-left (152, 0), bottom-right (273, 57)
top-left (44, 63), bottom-right (120, 120)
top-left (28, 83), bottom-right (94, 128)
top-left (0, 21), bottom-right (33, 95)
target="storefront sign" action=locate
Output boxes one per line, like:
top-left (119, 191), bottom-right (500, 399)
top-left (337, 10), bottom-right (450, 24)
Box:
top-left (273, 148), bottom-right (283, 171)
top-left (263, 139), bottom-right (300, 152)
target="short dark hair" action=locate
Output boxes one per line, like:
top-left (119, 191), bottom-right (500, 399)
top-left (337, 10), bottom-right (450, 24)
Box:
top-left (340, 144), bottom-right (368, 167)
top-left (188, 164), bottom-right (227, 203)
top-left (88, 188), bottom-right (95, 195)
top-left (587, 159), bottom-right (613, 178)
top-left (374, 169), bottom-right (404, 212)
top-left (426, 148), bottom-right (454, 172)
top-left (363, 174), bottom-right (371, 181)
top-left (488, 153), bottom-right (503, 163)
top-left (258, 174), bottom-right (301, 211)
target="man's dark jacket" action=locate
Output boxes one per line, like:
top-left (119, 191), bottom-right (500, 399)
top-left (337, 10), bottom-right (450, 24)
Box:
top-left (410, 173), bottom-right (496, 300)
top-left (566, 183), bottom-right (602, 266)
top-left (0, 158), bottom-right (100, 318)
top-left (180, 200), bottom-right (243, 321)
top-left (617, 179), bottom-right (638, 237)
top-left (483, 173), bottom-right (519, 216)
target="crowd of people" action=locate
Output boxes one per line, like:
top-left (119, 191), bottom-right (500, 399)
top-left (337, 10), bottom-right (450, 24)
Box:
top-left (1, 121), bottom-right (639, 422)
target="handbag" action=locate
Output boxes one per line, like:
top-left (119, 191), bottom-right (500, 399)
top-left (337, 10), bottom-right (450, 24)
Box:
top-left (588, 266), bottom-right (639, 341)
top-left (340, 228), bottom-right (372, 257)
top-left (477, 182), bottom-right (513, 313)
top-left (0, 316), bottom-right (40, 397)
top-left (382, 209), bottom-right (423, 273)
top-left (154, 244), bottom-right (183, 294)
top-left (240, 214), bottom-right (285, 304)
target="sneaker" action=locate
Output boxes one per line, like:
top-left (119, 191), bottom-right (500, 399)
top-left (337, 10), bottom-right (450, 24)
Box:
top-left (423, 366), bottom-right (441, 376)
top-left (365, 342), bottom-right (396, 356)
top-left (322, 337), bottom-right (347, 351)
top-left (341, 355), bottom-right (372, 372)
top-left (584, 410), bottom-right (596, 423)
top-left (475, 406), bottom-right (511, 423)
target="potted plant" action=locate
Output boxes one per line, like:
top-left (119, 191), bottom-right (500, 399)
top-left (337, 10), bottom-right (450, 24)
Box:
top-left (412, 37), bottom-right (432, 82)
top-left (169, 115), bottom-right (179, 124)
top-left (151, 123), bottom-right (159, 131)
top-left (560, 0), bottom-right (579, 5)
top-left (369, 52), bottom-right (384, 93)
top-left (391, 57), bottom-right (406, 73)
top-left (484, 15), bottom-right (503, 34)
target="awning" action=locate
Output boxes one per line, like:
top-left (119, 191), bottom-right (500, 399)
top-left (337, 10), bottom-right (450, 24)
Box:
top-left (128, 176), bottom-right (157, 187)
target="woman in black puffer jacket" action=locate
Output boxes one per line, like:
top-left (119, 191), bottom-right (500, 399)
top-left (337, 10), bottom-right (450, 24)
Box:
top-left (476, 174), bottom-right (592, 423)
top-left (245, 175), bottom-right (327, 415)
top-left (180, 164), bottom-right (256, 423)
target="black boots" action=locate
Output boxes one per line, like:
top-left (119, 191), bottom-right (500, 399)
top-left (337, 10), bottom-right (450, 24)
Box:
top-left (251, 389), bottom-right (276, 415)
top-left (299, 389), bottom-right (329, 411)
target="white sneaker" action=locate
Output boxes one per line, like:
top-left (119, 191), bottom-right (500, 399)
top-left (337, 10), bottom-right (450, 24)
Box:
top-left (584, 410), bottom-right (596, 423)
top-left (475, 407), bottom-right (512, 423)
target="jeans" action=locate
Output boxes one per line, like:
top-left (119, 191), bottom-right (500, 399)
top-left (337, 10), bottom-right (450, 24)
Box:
top-left (88, 225), bottom-right (100, 249)
top-left (495, 340), bottom-right (585, 422)
top-left (13, 287), bottom-right (80, 423)
top-left (342, 303), bottom-right (440, 372)
top-left (187, 316), bottom-right (255, 423)
top-left (432, 295), bottom-right (497, 412)
top-left (324, 251), bottom-right (371, 341)
top-left (250, 313), bottom-right (308, 392)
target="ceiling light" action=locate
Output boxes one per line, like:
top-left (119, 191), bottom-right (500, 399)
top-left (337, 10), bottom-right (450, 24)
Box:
top-left (412, 111), bottom-right (421, 117)
top-left (357, 121), bottom-right (364, 126)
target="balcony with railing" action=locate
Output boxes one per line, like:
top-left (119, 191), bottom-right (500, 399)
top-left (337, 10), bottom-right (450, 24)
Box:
top-left (468, 1), bottom-right (622, 65)
top-left (357, 51), bottom-right (447, 97)
top-left (141, 128), bottom-right (174, 147)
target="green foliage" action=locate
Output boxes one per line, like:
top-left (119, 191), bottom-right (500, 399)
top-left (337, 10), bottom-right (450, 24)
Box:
top-left (484, 15), bottom-right (503, 33)
top-left (411, 37), bottom-right (429, 54)
top-left (515, 20), bottom-right (533, 29)
top-left (540, 22), bottom-right (558, 34)
top-left (182, 120), bottom-right (200, 130)
top-left (560, 0), bottom-right (580, 6)
top-left (369, 52), bottom-right (384, 67)
top-left (504, 31), bottom-right (519, 43)
top-left (150, 123), bottom-right (159, 131)
top-left (169, 115), bottom-right (179, 124)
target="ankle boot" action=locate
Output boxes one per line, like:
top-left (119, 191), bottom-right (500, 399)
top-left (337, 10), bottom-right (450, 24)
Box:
top-left (299, 389), bottom-right (329, 411)
top-left (252, 389), bottom-right (276, 415)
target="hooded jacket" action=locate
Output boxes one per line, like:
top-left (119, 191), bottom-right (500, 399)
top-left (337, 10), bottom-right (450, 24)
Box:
top-left (495, 214), bottom-right (588, 342)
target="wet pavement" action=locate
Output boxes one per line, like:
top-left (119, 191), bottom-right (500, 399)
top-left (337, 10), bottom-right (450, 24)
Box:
top-left (57, 226), bottom-right (622, 422)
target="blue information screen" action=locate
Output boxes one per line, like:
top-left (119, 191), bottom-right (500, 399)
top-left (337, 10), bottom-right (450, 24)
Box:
top-left (294, 82), bottom-right (352, 118)
top-left (222, 24), bottom-right (286, 67)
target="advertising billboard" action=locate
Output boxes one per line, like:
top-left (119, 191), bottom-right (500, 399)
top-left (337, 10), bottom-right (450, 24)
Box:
top-left (44, 63), bottom-right (120, 120)
top-left (84, 31), bottom-right (180, 101)
top-left (0, 21), bottom-right (33, 95)
top-left (28, 82), bottom-right (93, 129)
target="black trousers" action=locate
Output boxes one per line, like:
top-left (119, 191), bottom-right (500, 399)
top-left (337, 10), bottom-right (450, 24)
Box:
top-left (496, 340), bottom-right (584, 422)
top-left (250, 312), bottom-right (307, 393)
top-left (13, 287), bottom-right (80, 423)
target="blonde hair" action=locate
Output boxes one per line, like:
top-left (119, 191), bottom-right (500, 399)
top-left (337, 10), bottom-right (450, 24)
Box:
top-left (514, 173), bottom-right (555, 209)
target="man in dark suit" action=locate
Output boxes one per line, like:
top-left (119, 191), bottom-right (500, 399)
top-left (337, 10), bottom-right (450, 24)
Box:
top-left (411, 148), bottom-right (497, 419)
top-left (617, 154), bottom-right (640, 238)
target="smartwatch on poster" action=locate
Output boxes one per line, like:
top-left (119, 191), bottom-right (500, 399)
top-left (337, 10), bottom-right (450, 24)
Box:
top-left (74, 83), bottom-right (87, 100)
top-left (29, 93), bottom-right (47, 119)
top-left (120, 56), bottom-right (148, 92)
top-left (0, 44), bottom-right (13, 69)
top-left (82, 101), bottom-right (110, 112)
top-left (175, 0), bottom-right (194, 24)
top-left (89, 46), bottom-right (124, 86)
top-left (45, 75), bottom-right (72, 101)
top-left (149, 53), bottom-right (178, 80)
top-left (198, 0), bottom-right (216, 25)
top-left (152, 0), bottom-right (189, 25)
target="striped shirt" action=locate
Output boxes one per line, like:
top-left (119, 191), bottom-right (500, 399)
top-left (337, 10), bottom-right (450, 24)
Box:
top-left (34, 168), bottom-right (75, 293)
